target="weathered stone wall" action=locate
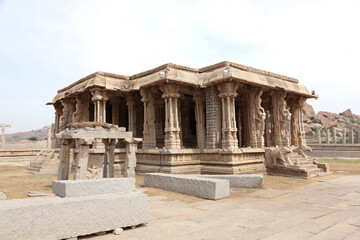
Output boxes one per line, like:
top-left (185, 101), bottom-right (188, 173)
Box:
top-left (205, 86), bottom-right (221, 149)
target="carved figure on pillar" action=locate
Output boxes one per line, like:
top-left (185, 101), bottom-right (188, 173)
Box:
top-left (140, 88), bottom-right (156, 149)
top-left (160, 84), bottom-right (181, 150)
top-left (254, 89), bottom-right (266, 148)
top-left (277, 92), bottom-right (291, 147)
top-left (60, 99), bottom-right (75, 130)
top-left (73, 94), bottom-right (89, 123)
top-left (217, 82), bottom-right (239, 150)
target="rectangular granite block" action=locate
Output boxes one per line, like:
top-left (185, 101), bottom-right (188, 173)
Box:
top-left (52, 178), bottom-right (135, 197)
top-left (144, 173), bottom-right (229, 200)
top-left (0, 191), bottom-right (148, 240)
top-left (199, 174), bottom-right (263, 188)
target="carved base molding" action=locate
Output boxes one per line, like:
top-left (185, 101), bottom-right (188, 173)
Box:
top-left (82, 148), bottom-right (267, 175)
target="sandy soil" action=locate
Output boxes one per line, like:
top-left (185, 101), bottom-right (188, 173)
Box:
top-left (1, 158), bottom-right (359, 201)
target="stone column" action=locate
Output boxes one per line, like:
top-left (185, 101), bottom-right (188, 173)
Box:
top-left (193, 91), bottom-right (206, 149)
top-left (205, 86), bottom-right (222, 149)
top-left (351, 129), bottom-right (354, 144)
top-left (73, 94), bottom-right (89, 123)
top-left (74, 139), bottom-right (92, 180)
top-left (217, 82), bottom-right (239, 150)
top-left (54, 103), bottom-right (63, 134)
top-left (272, 92), bottom-right (291, 147)
top-left (43, 125), bottom-right (52, 148)
top-left (126, 94), bottom-right (137, 136)
top-left (60, 99), bottom-right (75, 131)
top-left (253, 89), bottom-right (266, 148)
top-left (343, 128), bottom-right (347, 144)
top-left (297, 97), bottom-right (307, 146)
top-left (317, 128), bottom-right (322, 144)
top-left (58, 139), bottom-right (72, 180)
top-left (91, 89), bottom-right (108, 149)
top-left (102, 138), bottom-right (117, 178)
top-left (326, 128), bottom-right (331, 144)
top-left (160, 84), bottom-right (181, 149)
top-left (123, 138), bottom-right (142, 177)
top-left (111, 100), bottom-right (120, 126)
top-left (237, 101), bottom-right (243, 147)
top-left (91, 89), bottom-right (108, 122)
top-left (332, 127), bottom-right (337, 144)
top-left (140, 88), bottom-right (156, 149)
top-left (0, 124), bottom-right (10, 148)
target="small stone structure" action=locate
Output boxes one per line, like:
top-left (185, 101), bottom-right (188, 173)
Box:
top-left (0, 124), bottom-right (10, 148)
top-left (56, 122), bottom-right (141, 180)
top-left (27, 149), bottom-right (59, 175)
top-left (0, 178), bottom-right (148, 240)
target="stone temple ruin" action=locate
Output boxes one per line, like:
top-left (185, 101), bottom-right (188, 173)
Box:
top-left (48, 61), bottom-right (330, 178)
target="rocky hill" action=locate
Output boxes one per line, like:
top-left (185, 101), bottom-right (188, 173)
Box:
top-left (302, 102), bottom-right (360, 137)
top-left (5, 128), bottom-right (48, 142)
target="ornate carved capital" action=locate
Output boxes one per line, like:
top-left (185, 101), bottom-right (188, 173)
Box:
top-left (160, 84), bottom-right (180, 99)
top-left (216, 81), bottom-right (239, 98)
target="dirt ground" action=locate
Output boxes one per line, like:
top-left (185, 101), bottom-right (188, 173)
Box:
top-left (0, 158), bottom-right (359, 201)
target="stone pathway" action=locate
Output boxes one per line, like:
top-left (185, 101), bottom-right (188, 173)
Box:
top-left (90, 176), bottom-right (360, 240)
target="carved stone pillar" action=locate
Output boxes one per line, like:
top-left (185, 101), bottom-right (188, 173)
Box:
top-left (60, 99), bottom-right (75, 131)
top-left (111, 100), bottom-right (120, 126)
top-left (272, 92), bottom-right (291, 147)
top-left (326, 128), bottom-right (331, 144)
top-left (73, 94), bottom-right (89, 123)
top-left (91, 89), bottom-right (108, 123)
top-left (298, 97), bottom-right (307, 146)
top-left (74, 139), bottom-right (92, 180)
top-left (160, 84), bottom-right (181, 150)
top-left (343, 128), bottom-right (347, 144)
top-left (289, 97), bottom-right (301, 147)
top-left (317, 128), bottom-right (321, 144)
top-left (58, 139), bottom-right (72, 180)
top-left (123, 138), bottom-right (142, 177)
top-left (140, 88), bottom-right (156, 149)
top-left (0, 124), bottom-right (10, 148)
top-left (332, 127), bottom-right (337, 144)
top-left (217, 82), bottom-right (239, 150)
top-left (193, 91), bottom-right (206, 149)
top-left (351, 129), bottom-right (354, 144)
top-left (102, 138), bottom-right (117, 178)
top-left (43, 125), bottom-right (51, 149)
top-left (252, 88), bottom-right (265, 148)
top-left (126, 94), bottom-right (137, 136)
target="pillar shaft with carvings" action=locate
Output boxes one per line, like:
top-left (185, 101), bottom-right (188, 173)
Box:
top-left (126, 94), bottom-right (137, 136)
top-left (91, 89), bottom-right (108, 122)
top-left (73, 94), bottom-right (90, 123)
top-left (332, 127), bottom-right (337, 144)
top-left (326, 128), bottom-right (331, 144)
top-left (343, 128), bottom-right (347, 144)
top-left (193, 91), bottom-right (206, 149)
top-left (140, 88), bottom-right (156, 149)
top-left (252, 88), bottom-right (265, 148)
top-left (217, 82), bottom-right (239, 150)
top-left (60, 99), bottom-right (75, 131)
top-left (160, 84), bottom-right (181, 149)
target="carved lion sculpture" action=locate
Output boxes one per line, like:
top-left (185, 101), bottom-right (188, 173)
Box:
top-left (270, 147), bottom-right (293, 166)
top-left (293, 145), bottom-right (312, 160)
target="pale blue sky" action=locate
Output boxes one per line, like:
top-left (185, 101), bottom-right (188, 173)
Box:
top-left (1, 0), bottom-right (360, 133)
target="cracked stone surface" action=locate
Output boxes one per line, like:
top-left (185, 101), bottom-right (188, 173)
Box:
top-left (87, 176), bottom-right (360, 240)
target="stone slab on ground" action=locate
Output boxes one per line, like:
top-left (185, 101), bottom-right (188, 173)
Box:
top-left (52, 178), bottom-right (135, 198)
top-left (0, 191), bottom-right (148, 240)
top-left (144, 173), bottom-right (229, 200)
top-left (198, 174), bottom-right (263, 188)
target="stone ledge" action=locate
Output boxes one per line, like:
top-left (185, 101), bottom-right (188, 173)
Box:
top-left (144, 173), bottom-right (229, 200)
top-left (52, 178), bottom-right (135, 198)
